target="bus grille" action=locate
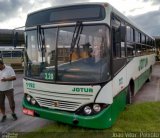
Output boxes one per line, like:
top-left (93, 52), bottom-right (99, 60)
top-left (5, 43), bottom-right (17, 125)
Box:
top-left (28, 89), bottom-right (93, 111)
top-left (36, 97), bottom-right (81, 111)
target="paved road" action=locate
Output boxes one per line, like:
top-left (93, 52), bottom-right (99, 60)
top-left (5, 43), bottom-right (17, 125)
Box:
top-left (133, 62), bottom-right (160, 103)
top-left (0, 63), bottom-right (160, 133)
top-left (0, 73), bottom-right (52, 133)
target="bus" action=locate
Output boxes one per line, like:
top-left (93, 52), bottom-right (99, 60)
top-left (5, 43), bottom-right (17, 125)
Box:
top-left (0, 47), bottom-right (24, 70)
top-left (0, 29), bottom-right (24, 70)
top-left (22, 2), bottom-right (156, 129)
top-left (155, 36), bottom-right (160, 61)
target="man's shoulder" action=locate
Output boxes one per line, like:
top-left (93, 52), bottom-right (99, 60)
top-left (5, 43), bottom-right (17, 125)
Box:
top-left (5, 65), bottom-right (12, 69)
top-left (5, 65), bottom-right (16, 76)
top-left (5, 65), bottom-right (14, 71)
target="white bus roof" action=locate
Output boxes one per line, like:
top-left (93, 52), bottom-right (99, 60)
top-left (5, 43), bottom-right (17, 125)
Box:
top-left (28, 2), bottom-right (108, 15)
top-left (28, 2), bottom-right (154, 39)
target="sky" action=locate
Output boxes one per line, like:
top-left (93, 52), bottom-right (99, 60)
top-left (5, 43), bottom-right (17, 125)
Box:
top-left (0, 0), bottom-right (160, 36)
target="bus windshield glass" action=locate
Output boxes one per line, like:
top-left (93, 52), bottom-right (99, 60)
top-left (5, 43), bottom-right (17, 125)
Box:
top-left (25, 25), bottom-right (110, 84)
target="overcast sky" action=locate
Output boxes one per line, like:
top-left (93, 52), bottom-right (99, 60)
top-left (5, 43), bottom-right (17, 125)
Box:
top-left (0, 0), bottom-right (160, 36)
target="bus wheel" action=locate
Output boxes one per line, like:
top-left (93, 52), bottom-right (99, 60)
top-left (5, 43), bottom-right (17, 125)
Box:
top-left (146, 67), bottom-right (152, 82)
top-left (126, 85), bottom-right (132, 104)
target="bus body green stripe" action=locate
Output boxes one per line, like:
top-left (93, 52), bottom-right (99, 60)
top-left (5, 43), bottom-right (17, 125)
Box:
top-left (23, 88), bottom-right (127, 129)
top-left (22, 68), bottom-right (151, 129)
top-left (134, 68), bottom-right (151, 93)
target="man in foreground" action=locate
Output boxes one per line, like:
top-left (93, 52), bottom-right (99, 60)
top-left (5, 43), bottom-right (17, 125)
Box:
top-left (0, 60), bottom-right (17, 122)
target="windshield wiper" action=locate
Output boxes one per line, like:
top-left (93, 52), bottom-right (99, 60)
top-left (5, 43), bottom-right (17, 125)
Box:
top-left (37, 25), bottom-right (46, 62)
top-left (70, 21), bottom-right (83, 63)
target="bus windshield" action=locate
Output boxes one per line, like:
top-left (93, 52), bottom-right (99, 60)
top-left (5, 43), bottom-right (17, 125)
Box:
top-left (25, 25), bottom-right (110, 84)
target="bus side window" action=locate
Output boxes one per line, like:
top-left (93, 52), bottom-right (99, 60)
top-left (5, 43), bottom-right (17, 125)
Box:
top-left (126, 26), bottom-right (135, 57)
top-left (120, 22), bottom-right (126, 58)
top-left (111, 15), bottom-right (127, 75)
top-left (0, 51), bottom-right (2, 58)
top-left (112, 17), bottom-right (121, 58)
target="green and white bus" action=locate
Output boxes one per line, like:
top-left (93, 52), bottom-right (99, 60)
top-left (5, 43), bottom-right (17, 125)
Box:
top-left (22, 2), bottom-right (155, 129)
top-left (0, 29), bottom-right (24, 70)
top-left (0, 47), bottom-right (24, 69)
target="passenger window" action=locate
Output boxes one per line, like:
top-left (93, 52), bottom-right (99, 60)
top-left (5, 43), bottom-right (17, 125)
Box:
top-left (112, 17), bottom-right (121, 58)
top-left (126, 25), bottom-right (135, 57)
top-left (127, 26), bottom-right (134, 42)
top-left (141, 34), bottom-right (145, 44)
top-left (121, 22), bottom-right (126, 58)
top-left (112, 15), bottom-right (127, 75)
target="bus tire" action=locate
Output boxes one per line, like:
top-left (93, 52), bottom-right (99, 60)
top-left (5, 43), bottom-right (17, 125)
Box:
top-left (126, 85), bottom-right (132, 104)
top-left (146, 67), bottom-right (152, 82)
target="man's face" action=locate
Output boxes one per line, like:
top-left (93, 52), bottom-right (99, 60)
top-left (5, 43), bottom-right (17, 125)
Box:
top-left (0, 64), bottom-right (4, 70)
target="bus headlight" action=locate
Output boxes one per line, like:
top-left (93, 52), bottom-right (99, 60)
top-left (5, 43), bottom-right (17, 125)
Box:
top-left (26, 95), bottom-right (31, 102)
top-left (84, 106), bottom-right (92, 115)
top-left (31, 98), bottom-right (36, 105)
top-left (25, 94), bottom-right (39, 106)
top-left (76, 103), bottom-right (108, 116)
top-left (93, 104), bottom-right (101, 112)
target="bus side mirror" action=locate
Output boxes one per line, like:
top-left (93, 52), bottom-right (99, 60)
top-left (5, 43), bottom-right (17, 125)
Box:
top-left (121, 26), bottom-right (126, 42)
top-left (13, 32), bottom-right (19, 48)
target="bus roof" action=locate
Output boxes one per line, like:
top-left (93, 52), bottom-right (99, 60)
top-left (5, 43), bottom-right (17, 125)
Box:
top-left (27, 2), bottom-right (108, 16)
top-left (27, 2), bottom-right (154, 39)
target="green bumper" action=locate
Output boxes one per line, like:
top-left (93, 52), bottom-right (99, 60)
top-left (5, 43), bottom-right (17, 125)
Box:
top-left (22, 98), bottom-right (113, 129)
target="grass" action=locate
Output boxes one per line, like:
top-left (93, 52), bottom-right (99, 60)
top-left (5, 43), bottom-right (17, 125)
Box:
top-left (19, 102), bottom-right (160, 138)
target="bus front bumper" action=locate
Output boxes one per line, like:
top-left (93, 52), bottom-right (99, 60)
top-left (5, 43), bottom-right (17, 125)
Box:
top-left (22, 98), bottom-right (113, 129)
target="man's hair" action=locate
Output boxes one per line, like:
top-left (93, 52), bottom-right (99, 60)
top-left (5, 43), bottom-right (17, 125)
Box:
top-left (0, 60), bottom-right (4, 65)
